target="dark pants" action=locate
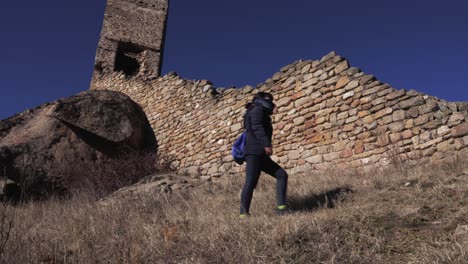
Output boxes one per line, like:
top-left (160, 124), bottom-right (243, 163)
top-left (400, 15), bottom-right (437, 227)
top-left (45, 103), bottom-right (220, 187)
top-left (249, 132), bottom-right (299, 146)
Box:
top-left (240, 155), bottom-right (288, 214)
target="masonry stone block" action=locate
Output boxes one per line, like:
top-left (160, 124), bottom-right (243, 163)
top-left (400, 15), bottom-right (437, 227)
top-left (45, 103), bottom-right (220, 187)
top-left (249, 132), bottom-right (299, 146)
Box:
top-left (375, 108), bottom-right (393, 119)
top-left (399, 96), bottom-right (425, 110)
top-left (448, 112), bottom-right (465, 127)
top-left (452, 122), bottom-right (468, 138)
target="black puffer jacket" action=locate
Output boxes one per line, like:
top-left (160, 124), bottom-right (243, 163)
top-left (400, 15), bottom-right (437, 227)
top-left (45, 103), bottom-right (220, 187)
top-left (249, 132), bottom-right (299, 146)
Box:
top-left (243, 101), bottom-right (273, 156)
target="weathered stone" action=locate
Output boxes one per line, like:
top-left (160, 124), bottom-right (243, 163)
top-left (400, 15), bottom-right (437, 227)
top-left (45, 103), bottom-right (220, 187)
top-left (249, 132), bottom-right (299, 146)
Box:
top-left (370, 104), bottom-right (387, 114)
top-left (302, 75), bottom-right (317, 86)
top-left (279, 155), bottom-right (289, 164)
top-left (340, 149), bottom-right (353, 158)
top-left (349, 99), bottom-right (359, 107)
top-left (458, 103), bottom-right (468, 112)
top-left (343, 124), bottom-right (355, 132)
top-left (324, 76), bottom-right (339, 86)
top-left (323, 152), bottom-right (340, 162)
top-left (414, 114), bottom-right (430, 126)
top-left (331, 141), bottom-right (346, 152)
top-left (301, 77), bottom-right (319, 89)
top-left (360, 96), bottom-right (374, 104)
top-left (291, 91), bottom-right (306, 100)
top-left (346, 116), bottom-right (359, 124)
top-left (419, 131), bottom-right (432, 143)
top-left (452, 123), bottom-right (468, 138)
top-left (344, 80), bottom-right (359, 91)
top-left (306, 155), bottom-right (323, 164)
top-left (361, 114), bottom-right (374, 124)
top-left (362, 85), bottom-right (386, 96)
top-left (416, 137), bottom-right (443, 150)
top-left (309, 91), bottom-right (322, 100)
top-left (315, 116), bottom-right (327, 124)
top-left (437, 125), bottom-right (450, 137)
top-left (294, 97), bottom-right (309, 108)
top-left (463, 135), bottom-right (468, 145)
top-left (354, 144), bottom-right (365, 154)
top-left (0, 90), bottom-right (157, 199)
top-left (336, 76), bottom-right (350, 89)
top-left (437, 141), bottom-right (452, 152)
top-left (301, 64), bottom-right (311, 74)
top-left (371, 97), bottom-right (386, 106)
top-left (366, 121), bottom-right (378, 130)
top-left (342, 91), bottom-right (355, 100)
top-left (389, 133), bottom-right (401, 143)
top-left (381, 115), bottom-right (393, 125)
top-left (388, 121), bottom-right (404, 132)
top-left (359, 75), bottom-right (375, 85)
top-left (407, 107), bottom-right (419, 118)
top-left (419, 102), bottom-right (439, 115)
top-left (334, 60), bottom-right (349, 74)
top-left (377, 88), bottom-right (393, 97)
top-left (293, 117), bottom-right (306, 126)
top-left (207, 164), bottom-right (219, 174)
top-left (375, 108), bottom-right (393, 119)
top-left (337, 112), bottom-right (349, 120)
top-left (448, 112), bottom-right (465, 127)
top-left (319, 72), bottom-right (328, 80)
top-left (399, 96), bottom-right (425, 110)
top-left (339, 104), bottom-right (351, 112)
top-left (392, 110), bottom-right (406, 121)
top-left (277, 95), bottom-right (292, 106)
top-left (332, 88), bottom-right (346, 97)
top-left (320, 51), bottom-right (336, 63)
top-left (346, 67), bottom-right (361, 75)
top-left (288, 150), bottom-right (302, 160)
top-left (433, 111), bottom-right (446, 120)
top-left (402, 130), bottom-right (413, 139)
top-left (454, 139), bottom-right (464, 150)
top-left (308, 134), bottom-right (324, 143)
top-left (385, 89), bottom-right (406, 101)
top-left (230, 123), bottom-right (242, 132)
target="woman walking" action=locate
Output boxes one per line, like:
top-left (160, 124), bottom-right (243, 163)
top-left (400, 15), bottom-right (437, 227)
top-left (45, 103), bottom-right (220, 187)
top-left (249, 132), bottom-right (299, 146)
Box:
top-left (240, 92), bottom-right (288, 218)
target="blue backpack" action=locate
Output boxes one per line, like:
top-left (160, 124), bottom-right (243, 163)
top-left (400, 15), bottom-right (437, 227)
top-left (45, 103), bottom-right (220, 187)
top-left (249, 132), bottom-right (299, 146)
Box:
top-left (232, 132), bottom-right (247, 165)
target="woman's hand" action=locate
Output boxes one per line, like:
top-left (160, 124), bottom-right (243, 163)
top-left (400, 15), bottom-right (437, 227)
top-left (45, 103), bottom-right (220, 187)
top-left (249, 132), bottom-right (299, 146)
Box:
top-left (265, 147), bottom-right (273, 156)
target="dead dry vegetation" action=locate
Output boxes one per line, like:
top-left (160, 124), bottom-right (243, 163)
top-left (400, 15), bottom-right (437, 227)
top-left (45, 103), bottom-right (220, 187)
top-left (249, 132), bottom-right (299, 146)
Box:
top-left (1, 156), bottom-right (468, 264)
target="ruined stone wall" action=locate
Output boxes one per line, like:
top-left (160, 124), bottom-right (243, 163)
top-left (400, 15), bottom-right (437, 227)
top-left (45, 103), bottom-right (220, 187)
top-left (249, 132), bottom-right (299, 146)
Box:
top-left (91, 52), bottom-right (468, 176)
top-left (92, 0), bottom-right (168, 83)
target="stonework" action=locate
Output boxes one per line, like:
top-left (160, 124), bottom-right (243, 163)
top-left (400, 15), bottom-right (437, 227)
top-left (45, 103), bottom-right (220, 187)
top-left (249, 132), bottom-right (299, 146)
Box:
top-left (91, 52), bottom-right (468, 176)
top-left (92, 0), bottom-right (169, 83)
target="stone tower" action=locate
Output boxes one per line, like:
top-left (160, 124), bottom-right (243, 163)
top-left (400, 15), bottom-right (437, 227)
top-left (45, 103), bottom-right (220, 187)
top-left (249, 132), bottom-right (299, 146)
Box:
top-left (92, 0), bottom-right (169, 83)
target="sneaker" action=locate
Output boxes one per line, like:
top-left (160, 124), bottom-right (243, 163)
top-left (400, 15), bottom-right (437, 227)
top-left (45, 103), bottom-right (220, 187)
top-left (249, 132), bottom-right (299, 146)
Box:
top-left (275, 205), bottom-right (291, 215)
top-left (239, 213), bottom-right (250, 219)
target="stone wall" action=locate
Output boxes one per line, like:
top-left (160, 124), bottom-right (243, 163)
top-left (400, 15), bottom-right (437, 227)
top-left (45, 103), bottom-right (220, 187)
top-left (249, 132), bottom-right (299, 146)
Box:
top-left (92, 0), bottom-right (168, 83)
top-left (91, 52), bottom-right (468, 176)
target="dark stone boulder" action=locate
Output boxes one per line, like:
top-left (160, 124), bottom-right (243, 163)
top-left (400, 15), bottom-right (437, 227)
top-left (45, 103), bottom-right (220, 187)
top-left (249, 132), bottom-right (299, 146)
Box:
top-left (0, 90), bottom-right (157, 200)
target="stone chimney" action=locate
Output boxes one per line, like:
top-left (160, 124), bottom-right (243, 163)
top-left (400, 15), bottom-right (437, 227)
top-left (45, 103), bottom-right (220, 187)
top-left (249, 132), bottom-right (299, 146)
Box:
top-left (91, 0), bottom-right (169, 84)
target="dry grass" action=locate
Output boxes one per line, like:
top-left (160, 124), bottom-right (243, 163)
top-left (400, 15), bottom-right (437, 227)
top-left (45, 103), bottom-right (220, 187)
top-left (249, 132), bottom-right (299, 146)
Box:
top-left (1, 156), bottom-right (468, 263)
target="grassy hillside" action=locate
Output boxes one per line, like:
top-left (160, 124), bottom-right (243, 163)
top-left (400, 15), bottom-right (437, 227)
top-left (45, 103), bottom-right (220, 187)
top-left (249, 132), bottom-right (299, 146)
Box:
top-left (1, 156), bottom-right (468, 263)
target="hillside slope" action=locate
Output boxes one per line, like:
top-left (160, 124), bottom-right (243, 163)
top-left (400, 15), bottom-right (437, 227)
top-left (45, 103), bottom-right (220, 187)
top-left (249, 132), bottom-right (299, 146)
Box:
top-left (1, 156), bottom-right (467, 263)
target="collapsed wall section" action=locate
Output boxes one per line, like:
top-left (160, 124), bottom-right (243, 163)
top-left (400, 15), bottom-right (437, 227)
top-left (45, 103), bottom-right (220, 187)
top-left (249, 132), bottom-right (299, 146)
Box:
top-left (91, 52), bottom-right (468, 176)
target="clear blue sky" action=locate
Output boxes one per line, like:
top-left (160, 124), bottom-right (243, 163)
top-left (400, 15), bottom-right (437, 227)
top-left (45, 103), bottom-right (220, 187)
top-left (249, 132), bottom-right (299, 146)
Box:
top-left (0, 0), bottom-right (467, 120)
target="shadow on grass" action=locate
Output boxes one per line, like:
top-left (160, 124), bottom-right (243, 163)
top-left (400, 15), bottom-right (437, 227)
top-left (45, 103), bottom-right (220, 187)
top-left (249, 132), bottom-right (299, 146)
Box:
top-left (288, 187), bottom-right (353, 212)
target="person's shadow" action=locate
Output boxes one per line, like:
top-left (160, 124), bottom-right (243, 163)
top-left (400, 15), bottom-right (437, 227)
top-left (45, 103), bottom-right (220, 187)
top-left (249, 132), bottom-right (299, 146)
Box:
top-left (288, 187), bottom-right (353, 211)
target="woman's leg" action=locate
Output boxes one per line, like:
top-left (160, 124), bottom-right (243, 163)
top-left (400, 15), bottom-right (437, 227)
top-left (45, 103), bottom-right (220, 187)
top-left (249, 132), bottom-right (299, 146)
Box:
top-left (262, 157), bottom-right (288, 208)
top-left (240, 155), bottom-right (262, 215)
